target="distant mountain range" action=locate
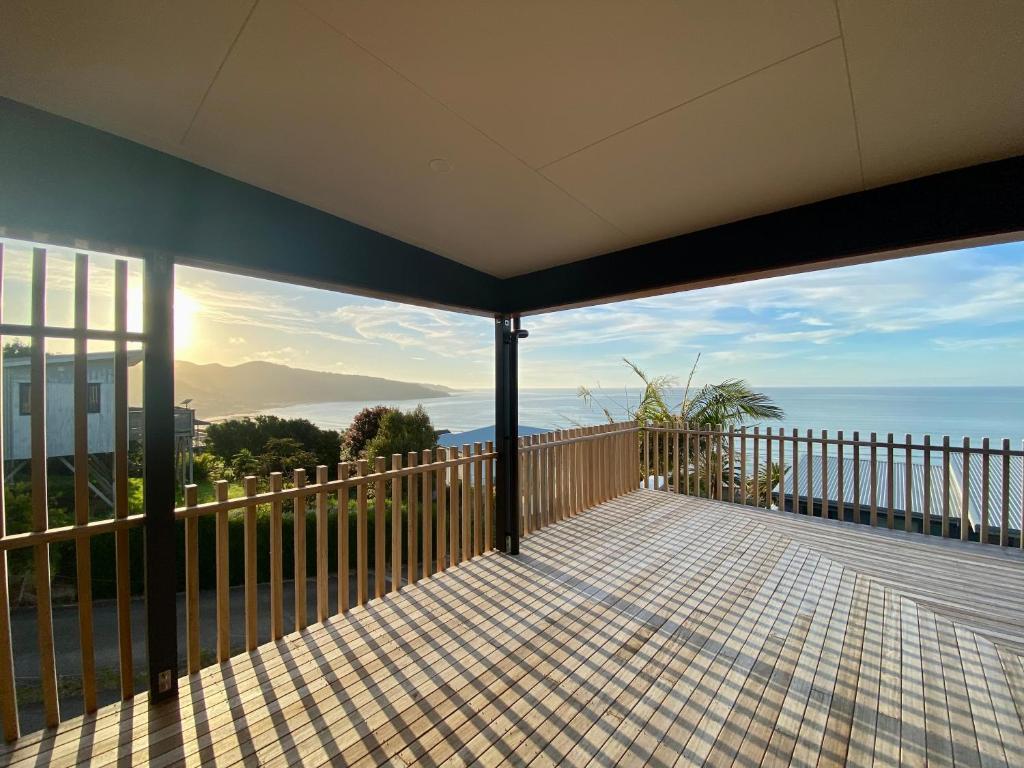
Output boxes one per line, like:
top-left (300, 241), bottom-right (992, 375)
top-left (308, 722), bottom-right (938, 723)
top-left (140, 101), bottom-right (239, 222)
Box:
top-left (170, 360), bottom-right (452, 420)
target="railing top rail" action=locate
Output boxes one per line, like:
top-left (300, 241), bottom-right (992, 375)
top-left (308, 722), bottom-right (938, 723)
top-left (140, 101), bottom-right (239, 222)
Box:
top-left (174, 448), bottom-right (496, 521)
top-left (642, 423), bottom-right (1024, 457)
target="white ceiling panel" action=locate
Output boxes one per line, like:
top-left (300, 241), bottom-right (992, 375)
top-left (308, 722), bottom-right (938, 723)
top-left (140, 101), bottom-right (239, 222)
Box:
top-left (299, 0), bottom-right (841, 169)
top-left (181, 0), bottom-right (624, 277)
top-left (542, 41), bottom-right (863, 243)
top-left (0, 0), bottom-right (255, 149)
top-left (839, 0), bottom-right (1024, 188)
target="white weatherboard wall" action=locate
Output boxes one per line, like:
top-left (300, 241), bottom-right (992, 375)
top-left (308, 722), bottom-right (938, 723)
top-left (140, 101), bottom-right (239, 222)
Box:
top-left (2, 351), bottom-right (142, 461)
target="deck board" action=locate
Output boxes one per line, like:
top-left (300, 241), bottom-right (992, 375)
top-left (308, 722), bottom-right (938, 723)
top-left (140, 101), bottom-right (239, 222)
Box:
top-left (2, 490), bottom-right (1022, 767)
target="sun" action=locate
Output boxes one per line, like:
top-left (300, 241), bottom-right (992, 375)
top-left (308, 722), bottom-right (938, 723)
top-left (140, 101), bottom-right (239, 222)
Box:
top-left (174, 287), bottom-right (199, 356)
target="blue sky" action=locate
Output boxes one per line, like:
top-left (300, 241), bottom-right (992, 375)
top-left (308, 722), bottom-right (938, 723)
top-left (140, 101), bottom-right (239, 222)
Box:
top-left (2, 237), bottom-right (1021, 388)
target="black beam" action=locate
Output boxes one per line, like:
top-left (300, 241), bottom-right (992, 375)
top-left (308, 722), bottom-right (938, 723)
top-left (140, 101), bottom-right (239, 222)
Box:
top-left (0, 97), bottom-right (501, 314)
top-left (494, 315), bottom-right (520, 554)
top-left (502, 155), bottom-right (1024, 313)
top-left (143, 254), bottom-right (177, 702)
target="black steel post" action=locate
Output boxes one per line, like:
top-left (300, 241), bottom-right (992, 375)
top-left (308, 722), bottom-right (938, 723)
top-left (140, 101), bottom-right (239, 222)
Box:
top-left (143, 254), bottom-right (178, 701)
top-left (494, 314), bottom-right (521, 554)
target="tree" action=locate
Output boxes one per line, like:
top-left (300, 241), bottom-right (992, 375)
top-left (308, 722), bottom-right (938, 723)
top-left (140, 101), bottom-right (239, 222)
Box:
top-left (2, 340), bottom-right (31, 358)
top-left (230, 448), bottom-right (260, 480)
top-left (257, 437), bottom-right (317, 479)
top-left (342, 406), bottom-right (397, 460)
top-left (579, 355), bottom-right (785, 504)
top-left (206, 415), bottom-right (341, 476)
top-left (363, 406), bottom-right (437, 461)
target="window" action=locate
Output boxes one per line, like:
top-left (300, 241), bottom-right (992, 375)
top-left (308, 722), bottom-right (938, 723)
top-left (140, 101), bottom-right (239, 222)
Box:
top-left (87, 382), bottom-right (101, 414)
top-left (18, 383), bottom-right (30, 415)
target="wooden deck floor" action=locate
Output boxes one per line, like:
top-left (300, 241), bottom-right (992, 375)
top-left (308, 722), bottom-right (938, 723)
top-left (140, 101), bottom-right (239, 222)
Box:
top-left (3, 490), bottom-right (1023, 766)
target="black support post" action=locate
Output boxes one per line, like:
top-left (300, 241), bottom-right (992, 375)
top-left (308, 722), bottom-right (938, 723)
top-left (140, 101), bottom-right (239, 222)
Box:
top-left (143, 254), bottom-right (178, 702)
top-left (494, 315), bottom-right (520, 554)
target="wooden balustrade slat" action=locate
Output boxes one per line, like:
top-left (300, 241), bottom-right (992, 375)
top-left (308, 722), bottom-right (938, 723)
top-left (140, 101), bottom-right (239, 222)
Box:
top-left (474, 441), bottom-right (484, 555)
top-left (448, 446), bottom-right (460, 568)
top-left (791, 429), bottom-right (799, 517)
top-left (886, 433), bottom-right (895, 530)
top-left (837, 430), bottom-right (845, 521)
top-left (484, 440), bottom-right (494, 547)
top-left (373, 457), bottom-right (386, 599)
top-left (961, 438), bottom-right (971, 542)
top-left (215, 481), bottom-right (230, 662)
top-left (941, 438), bottom-right (951, 539)
top-left (421, 449), bottom-right (432, 578)
top-left (806, 429), bottom-right (814, 517)
top-left (337, 462), bottom-right (351, 614)
top-left (980, 438), bottom-right (990, 544)
top-left (356, 459), bottom-right (369, 605)
top-left (316, 465), bottom-right (329, 618)
top-left (435, 448), bottom-right (447, 573)
top-left (243, 476), bottom-right (258, 648)
top-left (293, 468), bottom-right (308, 630)
top-left (922, 436), bottom-right (932, 535)
top-left (870, 433), bottom-right (879, 528)
top-left (270, 472), bottom-right (284, 638)
top-left (852, 431), bottom-right (861, 521)
top-left (905, 433), bottom-right (914, 533)
top-left (407, 452), bottom-right (419, 586)
top-left (1000, 439), bottom-right (1010, 547)
top-left (461, 443), bottom-right (471, 562)
top-left (391, 454), bottom-right (402, 593)
top-left (185, 485), bottom-right (200, 674)
top-left (821, 430), bottom-right (829, 520)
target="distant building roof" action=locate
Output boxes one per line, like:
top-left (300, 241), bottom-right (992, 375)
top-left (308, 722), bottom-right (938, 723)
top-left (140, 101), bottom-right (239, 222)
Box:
top-left (437, 424), bottom-right (548, 448)
top-left (774, 454), bottom-right (1022, 533)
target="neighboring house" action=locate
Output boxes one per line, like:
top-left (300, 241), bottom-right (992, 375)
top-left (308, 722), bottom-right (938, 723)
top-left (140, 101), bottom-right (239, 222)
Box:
top-left (773, 454), bottom-right (1022, 542)
top-left (2, 350), bottom-right (143, 462)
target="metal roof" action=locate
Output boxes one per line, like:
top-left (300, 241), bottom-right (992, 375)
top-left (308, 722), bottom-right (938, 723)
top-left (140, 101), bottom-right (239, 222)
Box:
top-left (774, 454), bottom-right (1022, 534)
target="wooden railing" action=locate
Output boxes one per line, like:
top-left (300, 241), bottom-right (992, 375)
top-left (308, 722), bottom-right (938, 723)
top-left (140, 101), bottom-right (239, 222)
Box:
top-left (518, 423), bottom-right (637, 537)
top-left (176, 442), bottom-right (495, 674)
top-left (641, 422), bottom-right (1024, 548)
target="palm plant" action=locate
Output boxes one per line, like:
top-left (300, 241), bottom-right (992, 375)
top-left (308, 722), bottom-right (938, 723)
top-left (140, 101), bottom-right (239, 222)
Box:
top-left (579, 355), bottom-right (785, 502)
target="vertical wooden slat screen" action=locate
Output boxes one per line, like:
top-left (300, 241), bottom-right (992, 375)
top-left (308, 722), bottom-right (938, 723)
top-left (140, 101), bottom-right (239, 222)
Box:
top-left (484, 441), bottom-right (494, 549)
top-left (293, 468), bottom-right (308, 631)
top-left (30, 250), bottom-right (59, 726)
top-left (112, 260), bottom-right (133, 697)
top-left (72, 253), bottom-right (96, 714)
top-left (0, 244), bottom-right (19, 742)
top-left (215, 480), bottom-right (230, 662)
top-left (243, 476), bottom-right (258, 649)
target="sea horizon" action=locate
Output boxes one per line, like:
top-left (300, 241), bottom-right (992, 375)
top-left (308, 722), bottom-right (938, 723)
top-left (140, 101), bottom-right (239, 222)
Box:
top-left (216, 384), bottom-right (1024, 445)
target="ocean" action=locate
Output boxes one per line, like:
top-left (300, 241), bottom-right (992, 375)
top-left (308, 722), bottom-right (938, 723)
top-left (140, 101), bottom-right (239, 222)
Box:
top-left (247, 386), bottom-right (1024, 444)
